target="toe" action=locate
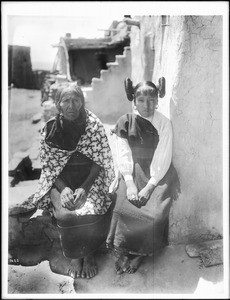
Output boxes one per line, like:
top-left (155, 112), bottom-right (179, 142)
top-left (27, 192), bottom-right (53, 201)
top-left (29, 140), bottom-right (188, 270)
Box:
top-left (129, 267), bottom-right (136, 274)
top-left (76, 271), bottom-right (81, 278)
top-left (81, 271), bottom-right (86, 278)
top-left (91, 268), bottom-right (95, 278)
top-left (115, 261), bottom-right (121, 272)
top-left (125, 266), bottom-right (131, 273)
top-left (89, 267), bottom-right (96, 278)
top-left (68, 267), bottom-right (75, 278)
top-left (90, 269), bottom-right (95, 278)
top-left (116, 268), bottom-right (124, 275)
top-left (115, 265), bottom-right (120, 272)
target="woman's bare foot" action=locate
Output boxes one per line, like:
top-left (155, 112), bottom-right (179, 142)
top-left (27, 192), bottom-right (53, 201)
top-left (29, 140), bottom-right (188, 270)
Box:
top-left (68, 258), bottom-right (83, 278)
top-left (115, 254), bottom-right (129, 275)
top-left (81, 254), bottom-right (97, 279)
top-left (124, 255), bottom-right (144, 274)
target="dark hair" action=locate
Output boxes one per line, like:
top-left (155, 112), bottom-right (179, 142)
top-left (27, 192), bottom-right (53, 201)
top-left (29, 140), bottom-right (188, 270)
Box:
top-left (124, 77), bottom-right (166, 101)
top-left (55, 82), bottom-right (85, 110)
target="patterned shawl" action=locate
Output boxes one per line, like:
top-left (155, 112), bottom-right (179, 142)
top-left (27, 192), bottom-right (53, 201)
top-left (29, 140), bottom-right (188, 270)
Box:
top-left (31, 109), bottom-right (115, 216)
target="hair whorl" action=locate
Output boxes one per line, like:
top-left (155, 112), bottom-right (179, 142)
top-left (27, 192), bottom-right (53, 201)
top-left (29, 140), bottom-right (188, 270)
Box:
top-left (124, 78), bottom-right (134, 101)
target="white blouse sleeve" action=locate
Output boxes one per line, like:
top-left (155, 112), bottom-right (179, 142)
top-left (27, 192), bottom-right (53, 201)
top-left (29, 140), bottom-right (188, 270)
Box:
top-left (116, 136), bottom-right (134, 182)
top-left (148, 119), bottom-right (172, 186)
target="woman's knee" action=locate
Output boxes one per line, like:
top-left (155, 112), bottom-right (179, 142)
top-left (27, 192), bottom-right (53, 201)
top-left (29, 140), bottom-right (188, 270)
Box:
top-left (54, 207), bottom-right (76, 224)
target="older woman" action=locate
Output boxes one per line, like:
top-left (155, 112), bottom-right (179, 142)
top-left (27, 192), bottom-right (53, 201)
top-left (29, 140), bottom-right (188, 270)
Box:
top-left (18, 82), bottom-right (115, 279)
top-left (106, 78), bottom-right (180, 274)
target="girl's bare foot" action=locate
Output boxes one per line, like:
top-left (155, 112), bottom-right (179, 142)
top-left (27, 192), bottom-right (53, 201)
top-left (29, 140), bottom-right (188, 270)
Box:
top-left (115, 254), bottom-right (129, 275)
top-left (81, 254), bottom-right (97, 279)
top-left (124, 255), bottom-right (144, 274)
top-left (68, 258), bottom-right (83, 278)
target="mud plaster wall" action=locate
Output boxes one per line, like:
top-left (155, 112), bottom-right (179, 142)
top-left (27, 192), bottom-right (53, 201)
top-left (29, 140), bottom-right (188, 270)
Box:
top-left (130, 16), bottom-right (223, 243)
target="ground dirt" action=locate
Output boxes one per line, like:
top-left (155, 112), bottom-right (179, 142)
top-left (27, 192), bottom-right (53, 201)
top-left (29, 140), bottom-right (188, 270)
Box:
top-left (5, 88), bottom-right (226, 298)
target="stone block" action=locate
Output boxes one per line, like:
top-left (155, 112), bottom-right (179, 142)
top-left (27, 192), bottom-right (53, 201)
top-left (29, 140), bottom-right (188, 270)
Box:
top-left (186, 239), bottom-right (223, 267)
top-left (31, 112), bottom-right (42, 124)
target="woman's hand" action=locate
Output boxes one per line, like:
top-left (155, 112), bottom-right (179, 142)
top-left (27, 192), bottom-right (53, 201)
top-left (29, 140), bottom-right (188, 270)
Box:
top-left (73, 188), bottom-right (87, 209)
top-left (60, 187), bottom-right (75, 210)
top-left (126, 180), bottom-right (140, 208)
top-left (138, 183), bottom-right (156, 206)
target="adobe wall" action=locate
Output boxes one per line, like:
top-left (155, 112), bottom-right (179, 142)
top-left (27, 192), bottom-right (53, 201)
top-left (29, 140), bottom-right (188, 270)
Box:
top-left (130, 16), bottom-right (223, 243)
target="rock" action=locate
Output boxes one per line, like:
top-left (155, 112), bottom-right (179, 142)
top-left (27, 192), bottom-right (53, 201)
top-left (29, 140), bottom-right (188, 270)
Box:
top-left (32, 112), bottom-right (42, 124)
top-left (185, 239), bottom-right (223, 267)
top-left (186, 239), bottom-right (223, 257)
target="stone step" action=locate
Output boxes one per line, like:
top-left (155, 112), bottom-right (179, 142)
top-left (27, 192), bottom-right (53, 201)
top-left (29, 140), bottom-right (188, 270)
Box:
top-left (91, 77), bottom-right (103, 90)
top-left (115, 55), bottom-right (126, 64)
top-left (100, 69), bottom-right (110, 81)
top-left (106, 62), bottom-right (119, 68)
top-left (123, 47), bottom-right (131, 57)
top-left (81, 86), bottom-right (93, 94)
top-left (124, 46), bottom-right (131, 52)
top-left (91, 77), bottom-right (102, 84)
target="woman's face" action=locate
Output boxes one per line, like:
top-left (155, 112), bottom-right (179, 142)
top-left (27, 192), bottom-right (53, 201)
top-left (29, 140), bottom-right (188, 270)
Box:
top-left (135, 92), bottom-right (158, 118)
top-left (59, 90), bottom-right (83, 121)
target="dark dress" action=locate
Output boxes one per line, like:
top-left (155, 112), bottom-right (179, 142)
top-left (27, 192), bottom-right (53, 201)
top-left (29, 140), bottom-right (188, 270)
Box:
top-left (106, 113), bottom-right (180, 256)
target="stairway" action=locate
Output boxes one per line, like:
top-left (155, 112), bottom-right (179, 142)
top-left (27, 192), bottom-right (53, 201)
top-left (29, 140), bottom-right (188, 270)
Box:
top-left (83, 46), bottom-right (132, 123)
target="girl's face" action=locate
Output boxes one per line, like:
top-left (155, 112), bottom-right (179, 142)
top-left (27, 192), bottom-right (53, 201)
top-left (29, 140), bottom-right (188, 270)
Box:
top-left (135, 90), bottom-right (158, 118)
top-left (59, 90), bottom-right (83, 121)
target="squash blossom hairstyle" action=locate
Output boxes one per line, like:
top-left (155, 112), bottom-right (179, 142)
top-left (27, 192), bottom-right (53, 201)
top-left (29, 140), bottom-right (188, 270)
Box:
top-left (124, 77), bottom-right (166, 101)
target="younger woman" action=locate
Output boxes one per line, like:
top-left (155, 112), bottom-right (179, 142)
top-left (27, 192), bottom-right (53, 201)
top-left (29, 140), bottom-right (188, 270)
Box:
top-left (107, 77), bottom-right (180, 274)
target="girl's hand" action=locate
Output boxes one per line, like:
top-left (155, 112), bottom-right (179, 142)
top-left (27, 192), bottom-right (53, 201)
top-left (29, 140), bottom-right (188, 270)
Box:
top-left (60, 187), bottom-right (75, 210)
top-left (138, 183), bottom-right (156, 206)
top-left (73, 188), bottom-right (87, 209)
top-left (126, 180), bottom-right (140, 208)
